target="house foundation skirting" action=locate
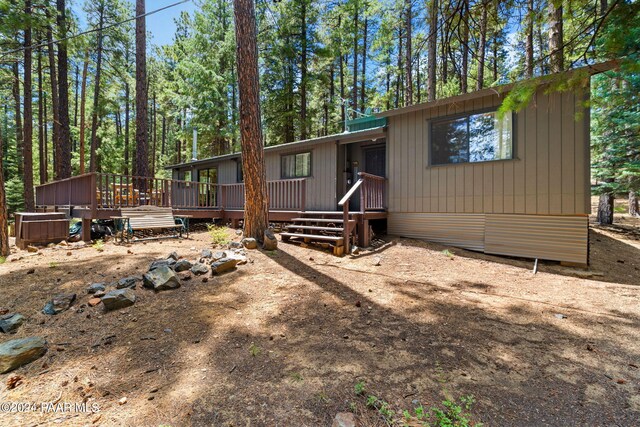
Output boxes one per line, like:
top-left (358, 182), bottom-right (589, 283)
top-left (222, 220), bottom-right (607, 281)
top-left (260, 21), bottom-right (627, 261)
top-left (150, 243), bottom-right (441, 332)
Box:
top-left (388, 212), bottom-right (588, 264)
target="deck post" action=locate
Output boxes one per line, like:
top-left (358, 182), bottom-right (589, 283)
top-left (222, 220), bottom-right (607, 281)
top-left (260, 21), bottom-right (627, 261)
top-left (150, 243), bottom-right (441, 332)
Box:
top-left (357, 218), bottom-right (370, 247)
top-left (81, 218), bottom-right (92, 242)
top-left (300, 179), bottom-right (306, 212)
top-left (90, 173), bottom-right (98, 216)
top-left (342, 200), bottom-right (350, 254)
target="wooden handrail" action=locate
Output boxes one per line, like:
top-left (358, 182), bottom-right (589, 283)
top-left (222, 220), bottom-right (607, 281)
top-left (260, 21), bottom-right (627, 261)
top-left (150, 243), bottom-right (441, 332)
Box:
top-left (338, 178), bottom-right (364, 206)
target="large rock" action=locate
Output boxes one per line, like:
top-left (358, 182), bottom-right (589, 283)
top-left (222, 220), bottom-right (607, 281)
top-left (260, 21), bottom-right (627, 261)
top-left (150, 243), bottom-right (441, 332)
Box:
top-left (212, 251), bottom-right (227, 261)
top-left (241, 238), bottom-right (258, 249)
top-left (263, 229), bottom-right (278, 251)
top-left (0, 337), bottom-right (47, 374)
top-left (115, 276), bottom-right (138, 289)
top-left (201, 249), bottom-right (213, 259)
top-left (143, 266), bottom-right (181, 291)
top-left (211, 258), bottom-right (239, 275)
top-left (174, 259), bottom-right (193, 272)
top-left (87, 283), bottom-right (106, 294)
top-left (42, 294), bottom-right (76, 315)
top-left (149, 259), bottom-right (176, 271)
top-left (0, 314), bottom-right (25, 333)
top-left (167, 251), bottom-right (180, 261)
top-left (190, 263), bottom-right (209, 275)
top-left (228, 241), bottom-right (243, 250)
top-left (332, 412), bottom-right (356, 427)
top-left (102, 289), bottom-right (136, 311)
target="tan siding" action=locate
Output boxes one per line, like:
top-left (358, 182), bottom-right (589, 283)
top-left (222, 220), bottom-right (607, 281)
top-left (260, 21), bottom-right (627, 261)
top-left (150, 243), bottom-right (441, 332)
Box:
top-left (485, 214), bottom-right (588, 264)
top-left (218, 160), bottom-right (238, 184)
top-left (388, 213), bottom-right (485, 251)
top-left (264, 142), bottom-right (337, 210)
top-left (387, 86), bottom-right (589, 217)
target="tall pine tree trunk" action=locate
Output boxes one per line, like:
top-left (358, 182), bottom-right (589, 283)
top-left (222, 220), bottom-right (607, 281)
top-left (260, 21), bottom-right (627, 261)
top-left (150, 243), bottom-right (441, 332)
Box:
top-left (629, 190), bottom-right (639, 217)
top-left (300, 0), bottom-right (308, 140)
top-left (124, 83), bottom-right (130, 175)
top-left (352, 1), bottom-right (359, 116)
top-left (24, 0), bottom-right (35, 212)
top-left (427, 0), bottom-right (437, 101)
top-left (79, 51), bottom-right (88, 174)
top-left (525, 0), bottom-right (534, 78)
top-left (0, 128), bottom-right (8, 257)
top-left (136, 0), bottom-right (149, 180)
top-left (89, 2), bottom-right (105, 173)
top-left (38, 45), bottom-right (46, 184)
top-left (404, 0), bottom-right (413, 106)
top-left (460, 0), bottom-right (469, 93)
top-left (360, 17), bottom-right (367, 110)
top-left (548, 0), bottom-right (564, 73)
top-left (597, 192), bottom-right (614, 224)
top-left (234, 0), bottom-right (269, 241)
top-left (46, 16), bottom-right (60, 175)
top-left (56, 0), bottom-right (71, 179)
top-left (12, 63), bottom-right (23, 178)
top-left (477, 0), bottom-right (488, 90)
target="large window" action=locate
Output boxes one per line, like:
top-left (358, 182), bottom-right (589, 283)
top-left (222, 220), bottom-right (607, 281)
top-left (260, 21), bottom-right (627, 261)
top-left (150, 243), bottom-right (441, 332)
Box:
top-left (281, 152), bottom-right (311, 178)
top-left (430, 110), bottom-right (513, 165)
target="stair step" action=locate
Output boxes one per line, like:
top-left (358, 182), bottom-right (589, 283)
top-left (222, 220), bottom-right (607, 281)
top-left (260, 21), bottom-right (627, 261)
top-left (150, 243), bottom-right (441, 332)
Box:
top-left (291, 218), bottom-right (350, 223)
top-left (286, 225), bottom-right (344, 232)
top-left (280, 232), bottom-right (344, 243)
top-left (299, 211), bottom-right (347, 216)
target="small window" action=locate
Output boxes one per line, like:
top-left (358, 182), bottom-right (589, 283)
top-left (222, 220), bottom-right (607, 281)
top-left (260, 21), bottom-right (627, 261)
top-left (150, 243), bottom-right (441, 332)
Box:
top-left (281, 152), bottom-right (311, 178)
top-left (430, 110), bottom-right (513, 165)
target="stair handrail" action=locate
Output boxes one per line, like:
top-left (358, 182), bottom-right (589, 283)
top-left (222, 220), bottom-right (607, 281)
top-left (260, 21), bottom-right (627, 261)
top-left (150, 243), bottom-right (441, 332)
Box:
top-left (338, 177), bottom-right (365, 254)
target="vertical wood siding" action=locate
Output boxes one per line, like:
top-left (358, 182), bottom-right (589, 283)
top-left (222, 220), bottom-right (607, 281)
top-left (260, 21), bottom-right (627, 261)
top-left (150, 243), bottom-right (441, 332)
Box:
top-left (387, 87), bottom-right (590, 216)
top-left (264, 142), bottom-right (337, 210)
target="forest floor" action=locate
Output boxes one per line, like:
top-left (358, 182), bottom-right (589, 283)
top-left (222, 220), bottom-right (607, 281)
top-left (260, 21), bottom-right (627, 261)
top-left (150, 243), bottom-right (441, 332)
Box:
top-left (0, 216), bottom-right (638, 427)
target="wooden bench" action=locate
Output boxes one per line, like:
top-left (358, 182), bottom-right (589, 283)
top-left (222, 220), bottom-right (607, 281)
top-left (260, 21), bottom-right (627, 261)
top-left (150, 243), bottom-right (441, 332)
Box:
top-left (118, 206), bottom-right (186, 242)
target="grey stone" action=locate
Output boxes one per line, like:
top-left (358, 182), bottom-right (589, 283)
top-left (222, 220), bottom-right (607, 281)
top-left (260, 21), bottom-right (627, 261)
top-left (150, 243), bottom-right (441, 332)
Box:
top-left (42, 294), bottom-right (76, 315)
top-left (212, 251), bottom-right (227, 261)
top-left (351, 246), bottom-right (360, 255)
top-left (0, 336), bottom-right (47, 374)
top-left (332, 412), bottom-right (356, 427)
top-left (0, 314), bottom-right (25, 333)
top-left (143, 266), bottom-right (181, 291)
top-left (115, 277), bottom-right (138, 289)
top-left (102, 289), bottom-right (136, 311)
top-left (174, 259), bottom-right (193, 272)
top-left (167, 251), bottom-right (179, 261)
top-left (228, 241), bottom-right (242, 250)
top-left (190, 263), bottom-right (209, 275)
top-left (263, 229), bottom-right (278, 251)
top-left (201, 249), bottom-right (213, 259)
top-left (87, 283), bottom-right (106, 294)
top-left (94, 290), bottom-right (106, 298)
top-left (211, 258), bottom-right (239, 275)
top-left (149, 259), bottom-right (176, 271)
top-left (241, 238), bottom-right (258, 249)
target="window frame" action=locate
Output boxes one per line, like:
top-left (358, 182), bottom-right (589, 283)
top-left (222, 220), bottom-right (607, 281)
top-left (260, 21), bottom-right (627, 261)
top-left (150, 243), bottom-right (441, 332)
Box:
top-left (427, 108), bottom-right (516, 167)
top-left (280, 151), bottom-right (313, 179)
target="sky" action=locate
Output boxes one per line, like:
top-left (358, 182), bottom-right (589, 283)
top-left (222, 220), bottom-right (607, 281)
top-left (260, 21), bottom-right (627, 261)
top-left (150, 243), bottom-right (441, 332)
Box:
top-left (72, 0), bottom-right (199, 47)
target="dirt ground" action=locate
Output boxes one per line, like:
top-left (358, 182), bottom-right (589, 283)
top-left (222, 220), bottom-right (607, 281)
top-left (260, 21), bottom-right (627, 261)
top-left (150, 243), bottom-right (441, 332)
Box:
top-left (0, 217), bottom-right (638, 427)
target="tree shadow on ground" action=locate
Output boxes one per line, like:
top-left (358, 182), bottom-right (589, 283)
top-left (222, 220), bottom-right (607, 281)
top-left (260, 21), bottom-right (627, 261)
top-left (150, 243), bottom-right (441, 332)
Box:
top-left (1, 241), bottom-right (638, 426)
top-left (387, 228), bottom-right (640, 286)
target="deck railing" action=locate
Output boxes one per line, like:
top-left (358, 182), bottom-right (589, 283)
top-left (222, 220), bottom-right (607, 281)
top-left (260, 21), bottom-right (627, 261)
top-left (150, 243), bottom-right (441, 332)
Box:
top-left (35, 172), bottom-right (307, 212)
top-left (337, 172), bottom-right (386, 253)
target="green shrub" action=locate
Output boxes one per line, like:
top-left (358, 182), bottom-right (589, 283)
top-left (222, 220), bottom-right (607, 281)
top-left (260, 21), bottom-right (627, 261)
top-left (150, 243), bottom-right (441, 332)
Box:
top-left (208, 224), bottom-right (230, 246)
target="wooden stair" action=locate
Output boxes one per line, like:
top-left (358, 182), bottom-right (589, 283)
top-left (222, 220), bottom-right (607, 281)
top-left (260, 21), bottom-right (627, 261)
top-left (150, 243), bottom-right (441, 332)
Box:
top-left (280, 211), bottom-right (356, 255)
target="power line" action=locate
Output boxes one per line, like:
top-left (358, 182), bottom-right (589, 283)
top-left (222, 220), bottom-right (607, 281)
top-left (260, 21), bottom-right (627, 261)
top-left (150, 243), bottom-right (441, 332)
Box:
top-left (0, 0), bottom-right (193, 60)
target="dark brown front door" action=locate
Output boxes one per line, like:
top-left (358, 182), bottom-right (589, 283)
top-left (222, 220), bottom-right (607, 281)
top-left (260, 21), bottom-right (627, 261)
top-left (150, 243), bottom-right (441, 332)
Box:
top-left (364, 145), bottom-right (386, 177)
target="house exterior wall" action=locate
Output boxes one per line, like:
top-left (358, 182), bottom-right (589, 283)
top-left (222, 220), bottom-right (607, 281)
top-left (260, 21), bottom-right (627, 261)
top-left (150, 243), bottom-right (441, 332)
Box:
top-left (264, 141), bottom-right (338, 211)
top-left (386, 86), bottom-right (590, 264)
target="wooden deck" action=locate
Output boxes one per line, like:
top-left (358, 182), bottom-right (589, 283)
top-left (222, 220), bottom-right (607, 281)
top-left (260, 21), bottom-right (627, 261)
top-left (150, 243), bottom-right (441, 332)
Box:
top-left (34, 172), bottom-right (387, 247)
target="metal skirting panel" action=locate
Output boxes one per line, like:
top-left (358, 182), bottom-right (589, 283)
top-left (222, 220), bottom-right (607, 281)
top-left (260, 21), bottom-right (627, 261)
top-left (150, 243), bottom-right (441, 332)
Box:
top-left (388, 213), bottom-right (485, 251)
top-left (485, 214), bottom-right (588, 264)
